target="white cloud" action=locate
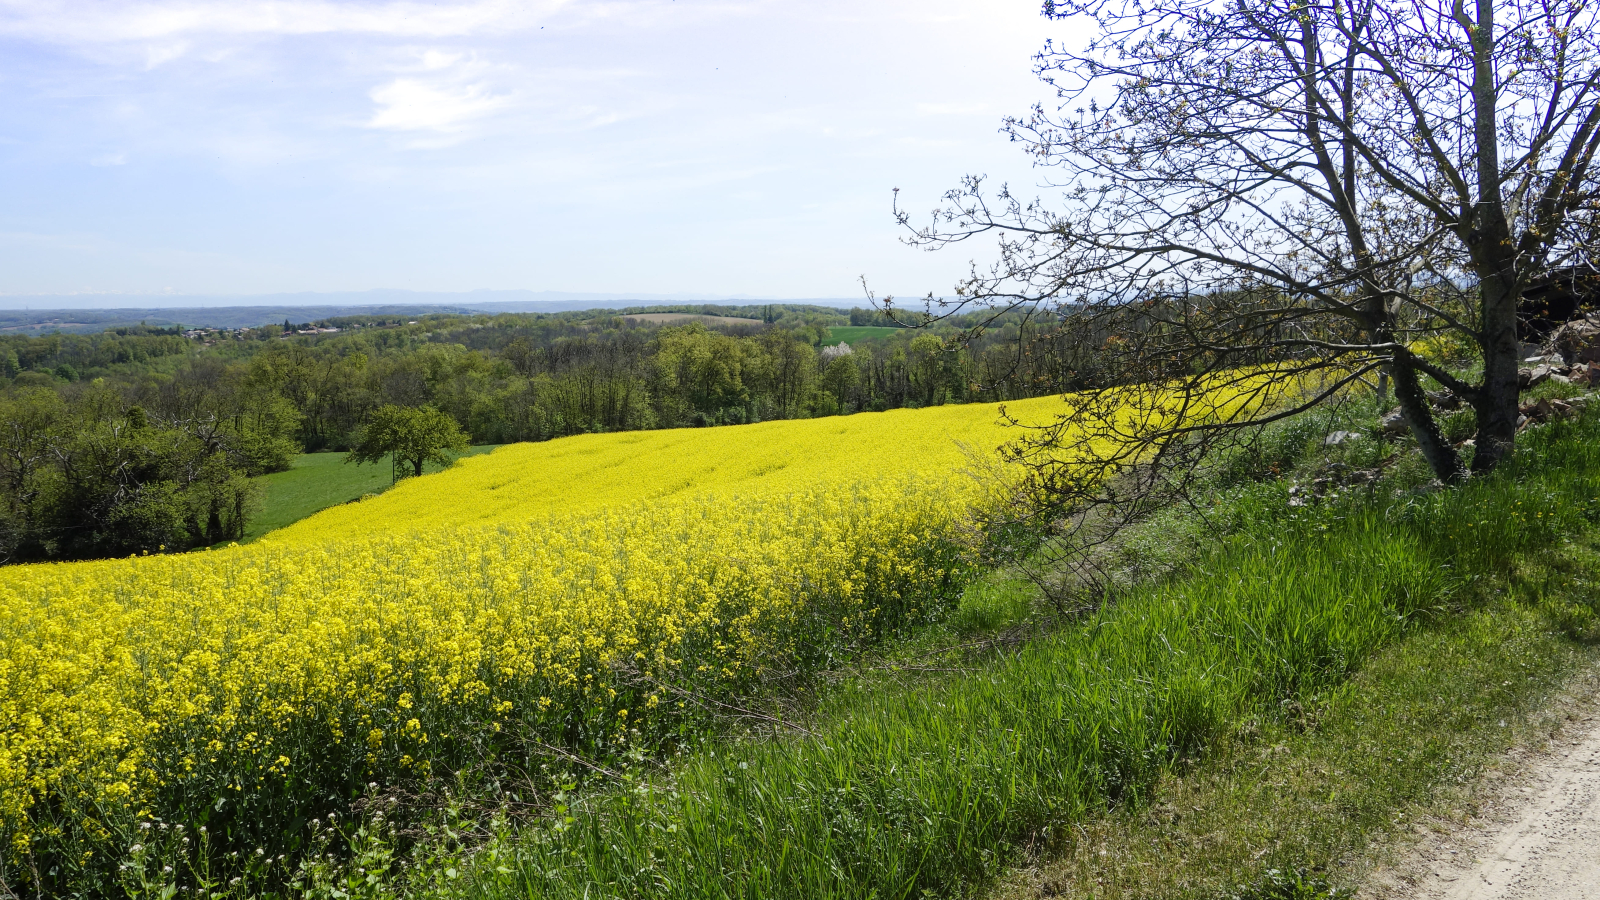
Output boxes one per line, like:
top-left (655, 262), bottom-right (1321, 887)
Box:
top-left (90, 152), bottom-right (128, 166)
top-left (142, 40), bottom-right (188, 67)
top-left (362, 48), bottom-right (515, 138)
top-left (419, 49), bottom-right (461, 70)
top-left (367, 77), bottom-right (510, 133)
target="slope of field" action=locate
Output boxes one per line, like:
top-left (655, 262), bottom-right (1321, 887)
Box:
top-left (0, 398), bottom-right (1084, 894)
top-left (266, 395), bottom-right (1071, 544)
top-left (245, 446), bottom-right (497, 540)
top-left (443, 408), bottom-right (1600, 900)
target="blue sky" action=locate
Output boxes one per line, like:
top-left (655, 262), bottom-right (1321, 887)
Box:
top-left (0, 1), bottom-right (1086, 302)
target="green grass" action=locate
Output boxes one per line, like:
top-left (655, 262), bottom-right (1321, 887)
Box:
top-left (990, 557), bottom-right (1596, 899)
top-left (826, 325), bottom-right (905, 344)
top-left (396, 411), bottom-right (1599, 900)
top-left (244, 446), bottom-right (498, 541)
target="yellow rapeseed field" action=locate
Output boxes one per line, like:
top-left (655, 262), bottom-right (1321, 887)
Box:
top-left (266, 395), bottom-right (1079, 544)
top-left (0, 395), bottom-right (1081, 886)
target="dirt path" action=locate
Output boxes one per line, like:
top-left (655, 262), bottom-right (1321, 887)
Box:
top-left (1377, 703), bottom-right (1600, 899)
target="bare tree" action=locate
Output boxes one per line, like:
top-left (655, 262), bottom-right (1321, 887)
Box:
top-left (897, 0), bottom-right (1600, 501)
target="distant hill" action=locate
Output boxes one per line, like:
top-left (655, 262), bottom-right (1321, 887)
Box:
top-left (0, 290), bottom-right (866, 333)
top-left (0, 305), bottom-right (477, 333)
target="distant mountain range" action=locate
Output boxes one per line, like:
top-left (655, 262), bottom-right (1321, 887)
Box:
top-left (0, 290), bottom-right (869, 333)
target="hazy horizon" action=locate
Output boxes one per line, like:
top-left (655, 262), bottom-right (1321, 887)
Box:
top-left (0, 289), bottom-right (874, 311)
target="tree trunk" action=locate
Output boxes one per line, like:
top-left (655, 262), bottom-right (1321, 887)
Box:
top-left (1464, 0), bottom-right (1522, 475)
top-left (1472, 267), bottom-right (1523, 473)
top-left (1392, 351), bottom-right (1467, 483)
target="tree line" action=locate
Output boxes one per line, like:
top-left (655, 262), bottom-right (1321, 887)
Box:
top-left (0, 367), bottom-right (296, 562)
top-left (0, 307), bottom-right (1085, 561)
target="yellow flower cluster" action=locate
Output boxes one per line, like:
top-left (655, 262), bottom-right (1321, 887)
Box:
top-left (0, 397), bottom-right (1079, 872)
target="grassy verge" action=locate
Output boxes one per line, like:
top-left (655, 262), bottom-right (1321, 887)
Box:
top-left (388, 411), bottom-right (1597, 900)
top-left (243, 446), bottom-right (497, 540)
top-left (991, 551), bottom-right (1598, 899)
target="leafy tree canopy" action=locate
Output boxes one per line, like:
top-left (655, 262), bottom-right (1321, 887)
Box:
top-left (346, 404), bottom-right (470, 481)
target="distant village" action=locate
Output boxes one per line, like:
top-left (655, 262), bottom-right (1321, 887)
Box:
top-left (178, 319), bottom-right (422, 345)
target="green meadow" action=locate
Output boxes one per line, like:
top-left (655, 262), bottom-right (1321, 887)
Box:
top-left (244, 446), bottom-right (498, 541)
